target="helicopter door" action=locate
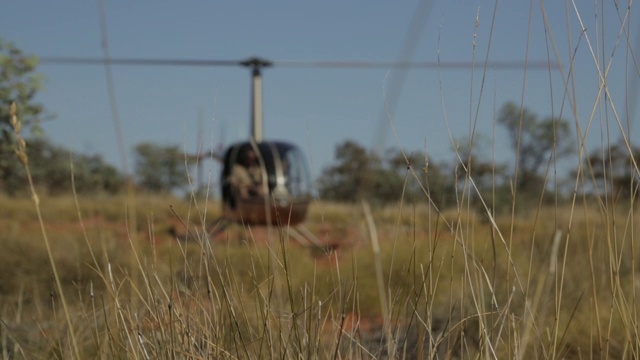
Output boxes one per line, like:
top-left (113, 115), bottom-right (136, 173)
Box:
top-left (278, 145), bottom-right (312, 200)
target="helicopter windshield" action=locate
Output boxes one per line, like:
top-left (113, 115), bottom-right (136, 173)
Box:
top-left (222, 141), bottom-right (312, 205)
top-left (280, 146), bottom-right (312, 198)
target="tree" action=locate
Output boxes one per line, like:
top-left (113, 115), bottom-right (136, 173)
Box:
top-left (1, 137), bottom-right (124, 195)
top-left (453, 135), bottom-right (508, 192)
top-left (1, 39), bottom-right (125, 196)
top-left (71, 153), bottom-right (125, 194)
top-left (0, 38), bottom-right (47, 192)
top-left (317, 140), bottom-right (448, 204)
top-left (386, 148), bottom-right (457, 208)
top-left (584, 142), bottom-right (640, 200)
top-left (134, 143), bottom-right (189, 193)
top-left (453, 136), bottom-right (510, 212)
top-left (0, 38), bottom-right (45, 132)
top-left (498, 101), bottom-right (572, 193)
top-left (317, 140), bottom-right (379, 202)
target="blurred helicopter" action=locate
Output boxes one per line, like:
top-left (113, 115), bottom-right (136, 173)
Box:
top-left (40, 56), bottom-right (332, 245)
top-left (216, 58), bottom-right (313, 228)
top-left (41, 55), bottom-right (558, 244)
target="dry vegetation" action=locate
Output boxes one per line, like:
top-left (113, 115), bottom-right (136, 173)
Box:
top-left (4, 3), bottom-right (640, 359)
top-left (4, 96), bottom-right (640, 359)
top-left (1, 183), bottom-right (640, 359)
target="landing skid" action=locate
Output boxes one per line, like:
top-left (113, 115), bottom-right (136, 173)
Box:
top-left (205, 217), bottom-right (326, 250)
top-left (173, 216), bottom-right (328, 253)
top-left (206, 216), bottom-right (232, 238)
top-left (286, 224), bottom-right (323, 248)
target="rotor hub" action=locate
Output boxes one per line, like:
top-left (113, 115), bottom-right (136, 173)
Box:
top-left (240, 57), bottom-right (273, 71)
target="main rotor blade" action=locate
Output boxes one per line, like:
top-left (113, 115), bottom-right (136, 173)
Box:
top-left (40, 57), bottom-right (242, 67)
top-left (275, 60), bottom-right (558, 70)
top-left (40, 56), bottom-right (558, 70)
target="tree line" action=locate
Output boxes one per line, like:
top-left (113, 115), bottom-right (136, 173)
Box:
top-left (2, 37), bottom-right (638, 206)
top-left (318, 103), bottom-right (639, 210)
top-left (0, 38), bottom-right (190, 196)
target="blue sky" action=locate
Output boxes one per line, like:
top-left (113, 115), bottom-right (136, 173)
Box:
top-left (2, 1), bottom-right (638, 190)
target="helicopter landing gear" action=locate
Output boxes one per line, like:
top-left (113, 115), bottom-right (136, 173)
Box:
top-left (286, 224), bottom-right (323, 248)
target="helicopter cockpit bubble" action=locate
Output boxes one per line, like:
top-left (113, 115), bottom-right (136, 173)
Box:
top-left (221, 140), bottom-right (313, 225)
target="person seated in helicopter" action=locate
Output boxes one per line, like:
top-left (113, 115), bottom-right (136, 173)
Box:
top-left (228, 149), bottom-right (265, 199)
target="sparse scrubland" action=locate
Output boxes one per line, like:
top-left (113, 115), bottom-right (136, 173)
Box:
top-left (4, 3), bottom-right (640, 359)
top-left (1, 188), bottom-right (639, 358)
top-left (3, 91), bottom-right (638, 358)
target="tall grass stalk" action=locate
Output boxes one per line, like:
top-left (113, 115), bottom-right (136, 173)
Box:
top-left (9, 102), bottom-right (80, 358)
top-left (362, 201), bottom-right (394, 357)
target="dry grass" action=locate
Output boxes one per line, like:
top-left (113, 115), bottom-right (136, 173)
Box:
top-left (1, 186), bottom-right (639, 358)
top-left (4, 110), bottom-right (640, 358)
top-left (4, 2), bottom-right (640, 358)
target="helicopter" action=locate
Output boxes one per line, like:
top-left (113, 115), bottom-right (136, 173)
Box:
top-left (41, 55), bottom-right (558, 243)
top-left (199, 57), bottom-right (560, 231)
top-left (217, 57), bottom-right (313, 228)
top-left (41, 55), bottom-right (326, 245)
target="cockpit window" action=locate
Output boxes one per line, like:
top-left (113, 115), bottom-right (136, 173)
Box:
top-left (222, 141), bottom-right (312, 203)
top-left (282, 147), bottom-right (312, 198)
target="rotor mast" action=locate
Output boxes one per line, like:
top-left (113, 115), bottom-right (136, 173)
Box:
top-left (241, 57), bottom-right (272, 143)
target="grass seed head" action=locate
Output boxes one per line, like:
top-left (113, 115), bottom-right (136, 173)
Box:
top-left (15, 149), bottom-right (28, 165)
top-left (9, 102), bottom-right (29, 164)
top-left (9, 101), bottom-right (21, 132)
